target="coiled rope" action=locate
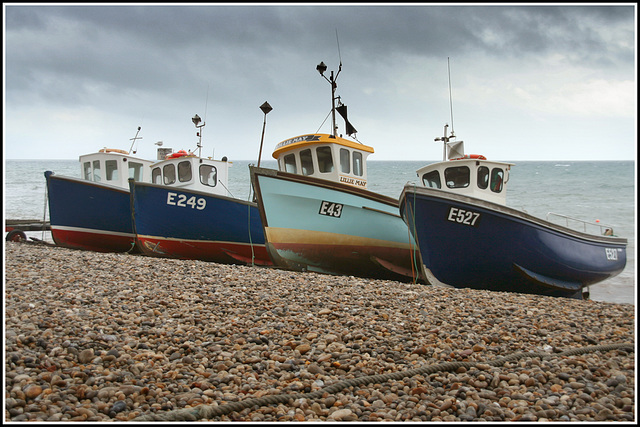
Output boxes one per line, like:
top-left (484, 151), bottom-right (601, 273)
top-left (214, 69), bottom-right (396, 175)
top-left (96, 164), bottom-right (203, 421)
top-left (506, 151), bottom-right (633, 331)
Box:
top-left (133, 342), bottom-right (633, 421)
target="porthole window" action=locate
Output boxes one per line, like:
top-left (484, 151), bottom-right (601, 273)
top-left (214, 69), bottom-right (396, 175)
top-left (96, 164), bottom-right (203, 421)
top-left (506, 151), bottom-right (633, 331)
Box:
top-left (340, 148), bottom-right (350, 174)
top-left (105, 160), bottom-right (118, 181)
top-left (178, 161), bottom-right (192, 183)
top-left (445, 166), bottom-right (470, 188)
top-left (490, 168), bottom-right (504, 193)
top-left (301, 149), bottom-right (314, 176)
top-left (92, 160), bottom-right (101, 182)
top-left (200, 165), bottom-right (217, 187)
top-left (353, 152), bottom-right (363, 176)
top-left (317, 146), bottom-right (334, 173)
top-left (422, 170), bottom-right (441, 189)
top-left (163, 164), bottom-right (176, 185)
top-left (152, 167), bottom-right (162, 184)
top-left (283, 154), bottom-right (297, 173)
top-left (129, 162), bottom-right (145, 181)
top-left (477, 166), bottom-right (489, 190)
top-left (83, 162), bottom-right (92, 180)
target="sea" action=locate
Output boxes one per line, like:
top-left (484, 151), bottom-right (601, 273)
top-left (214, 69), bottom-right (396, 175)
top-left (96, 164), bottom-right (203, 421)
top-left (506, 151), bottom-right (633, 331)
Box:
top-left (4, 159), bottom-right (636, 305)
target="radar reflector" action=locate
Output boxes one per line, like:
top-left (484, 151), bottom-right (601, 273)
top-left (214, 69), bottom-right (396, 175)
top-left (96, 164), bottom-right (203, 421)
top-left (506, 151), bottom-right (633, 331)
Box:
top-left (446, 140), bottom-right (465, 160)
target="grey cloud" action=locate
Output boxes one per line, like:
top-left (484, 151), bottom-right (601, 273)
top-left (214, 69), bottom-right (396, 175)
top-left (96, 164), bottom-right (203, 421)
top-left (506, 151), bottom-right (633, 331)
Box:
top-left (5, 5), bottom-right (634, 110)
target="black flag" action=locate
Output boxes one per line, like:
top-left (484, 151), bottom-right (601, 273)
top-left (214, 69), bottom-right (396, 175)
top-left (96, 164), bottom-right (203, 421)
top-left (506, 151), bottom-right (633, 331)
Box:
top-left (336, 104), bottom-right (357, 136)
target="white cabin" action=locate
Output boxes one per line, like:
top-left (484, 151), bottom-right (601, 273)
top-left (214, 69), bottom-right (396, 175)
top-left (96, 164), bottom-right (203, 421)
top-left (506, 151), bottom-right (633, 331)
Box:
top-left (150, 151), bottom-right (232, 196)
top-left (416, 144), bottom-right (514, 206)
top-left (272, 133), bottom-right (374, 189)
top-left (79, 148), bottom-right (154, 190)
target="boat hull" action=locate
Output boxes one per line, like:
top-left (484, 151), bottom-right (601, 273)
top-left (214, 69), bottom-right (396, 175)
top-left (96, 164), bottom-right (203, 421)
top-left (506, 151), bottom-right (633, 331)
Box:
top-left (45, 171), bottom-right (136, 252)
top-left (251, 167), bottom-right (421, 282)
top-left (129, 181), bottom-right (272, 266)
top-left (400, 185), bottom-right (628, 299)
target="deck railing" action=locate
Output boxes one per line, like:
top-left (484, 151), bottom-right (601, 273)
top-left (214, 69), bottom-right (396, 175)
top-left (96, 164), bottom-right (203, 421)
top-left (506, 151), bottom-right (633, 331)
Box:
top-left (546, 212), bottom-right (614, 236)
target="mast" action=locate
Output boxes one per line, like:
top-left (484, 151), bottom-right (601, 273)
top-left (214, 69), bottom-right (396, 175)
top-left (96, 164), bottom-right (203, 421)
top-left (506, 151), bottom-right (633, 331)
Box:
top-left (192, 114), bottom-right (205, 157)
top-left (434, 124), bottom-right (455, 161)
top-left (128, 126), bottom-right (142, 154)
top-left (434, 58), bottom-right (457, 161)
top-left (316, 61), bottom-right (342, 138)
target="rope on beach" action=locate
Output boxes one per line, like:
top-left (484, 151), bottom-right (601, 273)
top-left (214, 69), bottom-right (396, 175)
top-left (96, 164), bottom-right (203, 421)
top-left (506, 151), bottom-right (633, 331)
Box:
top-left (132, 342), bottom-right (634, 421)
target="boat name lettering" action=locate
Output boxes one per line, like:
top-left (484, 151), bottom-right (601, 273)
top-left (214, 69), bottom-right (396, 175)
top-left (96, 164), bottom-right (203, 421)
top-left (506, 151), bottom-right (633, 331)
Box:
top-left (319, 201), bottom-right (343, 218)
top-left (275, 135), bottom-right (321, 150)
top-left (167, 192), bottom-right (206, 210)
top-left (605, 248), bottom-right (619, 261)
top-left (447, 207), bottom-right (481, 227)
top-left (339, 176), bottom-right (367, 187)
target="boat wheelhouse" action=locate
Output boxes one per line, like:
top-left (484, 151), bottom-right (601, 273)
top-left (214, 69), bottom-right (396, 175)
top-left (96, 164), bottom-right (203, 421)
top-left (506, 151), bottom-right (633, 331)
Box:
top-left (148, 152), bottom-right (231, 197)
top-left (415, 157), bottom-right (514, 206)
top-left (79, 148), bottom-right (154, 190)
top-left (273, 133), bottom-right (373, 189)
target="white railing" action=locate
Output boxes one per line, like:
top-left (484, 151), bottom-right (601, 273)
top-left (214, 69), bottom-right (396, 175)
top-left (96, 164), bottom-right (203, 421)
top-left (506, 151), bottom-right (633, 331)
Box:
top-left (546, 212), bottom-right (615, 236)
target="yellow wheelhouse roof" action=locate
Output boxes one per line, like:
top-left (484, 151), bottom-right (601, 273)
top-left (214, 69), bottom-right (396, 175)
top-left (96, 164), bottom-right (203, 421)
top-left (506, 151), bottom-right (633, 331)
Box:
top-left (272, 133), bottom-right (374, 159)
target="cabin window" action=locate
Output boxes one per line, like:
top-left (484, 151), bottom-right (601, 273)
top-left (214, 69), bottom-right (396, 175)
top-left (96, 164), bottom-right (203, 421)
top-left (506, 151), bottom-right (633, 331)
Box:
top-left (300, 149), bottom-right (314, 176)
top-left (152, 167), bottom-right (162, 184)
top-left (129, 162), bottom-right (145, 181)
top-left (340, 148), bottom-right (350, 174)
top-left (163, 164), bottom-right (176, 185)
top-left (317, 146), bottom-right (333, 173)
top-left (200, 164), bottom-right (217, 187)
top-left (353, 152), bottom-right (363, 176)
top-left (83, 162), bottom-right (92, 180)
top-left (422, 171), bottom-right (441, 189)
top-left (92, 160), bottom-right (101, 182)
top-left (178, 161), bottom-right (192, 183)
top-left (490, 168), bottom-right (504, 193)
top-left (445, 166), bottom-right (470, 189)
top-left (477, 166), bottom-right (489, 190)
top-left (105, 160), bottom-right (118, 181)
top-left (283, 154), bottom-right (297, 173)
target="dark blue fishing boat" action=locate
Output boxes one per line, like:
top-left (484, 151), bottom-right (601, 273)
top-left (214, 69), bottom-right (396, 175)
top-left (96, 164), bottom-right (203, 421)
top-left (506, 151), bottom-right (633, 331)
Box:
top-left (129, 114), bottom-right (273, 266)
top-left (399, 125), bottom-right (627, 299)
top-left (44, 128), bottom-right (154, 253)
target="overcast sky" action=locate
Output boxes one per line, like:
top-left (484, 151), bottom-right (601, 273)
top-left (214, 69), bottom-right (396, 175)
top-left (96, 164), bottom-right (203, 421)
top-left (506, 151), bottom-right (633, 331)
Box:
top-left (4, 3), bottom-right (637, 162)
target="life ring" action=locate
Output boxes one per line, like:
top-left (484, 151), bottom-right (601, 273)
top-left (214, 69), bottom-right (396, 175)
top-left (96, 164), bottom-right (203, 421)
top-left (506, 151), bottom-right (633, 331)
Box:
top-left (450, 154), bottom-right (487, 161)
top-left (99, 148), bottom-right (129, 155)
top-left (166, 150), bottom-right (190, 159)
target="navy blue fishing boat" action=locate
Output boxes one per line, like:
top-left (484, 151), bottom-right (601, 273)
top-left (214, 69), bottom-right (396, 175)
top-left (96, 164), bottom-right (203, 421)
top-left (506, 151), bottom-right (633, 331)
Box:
top-left (399, 125), bottom-right (627, 299)
top-left (129, 114), bottom-right (273, 266)
top-left (45, 127), bottom-right (154, 253)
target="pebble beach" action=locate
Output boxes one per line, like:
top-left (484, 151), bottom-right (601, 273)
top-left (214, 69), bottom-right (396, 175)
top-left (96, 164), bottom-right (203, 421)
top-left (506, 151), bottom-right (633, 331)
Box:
top-left (4, 242), bottom-right (636, 422)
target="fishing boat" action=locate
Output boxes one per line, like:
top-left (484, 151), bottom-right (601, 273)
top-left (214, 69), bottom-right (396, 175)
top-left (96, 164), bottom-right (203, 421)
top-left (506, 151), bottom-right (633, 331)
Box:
top-left (45, 127), bottom-right (155, 252)
top-left (399, 124), bottom-right (628, 299)
top-left (250, 61), bottom-right (420, 282)
top-left (129, 114), bottom-right (273, 266)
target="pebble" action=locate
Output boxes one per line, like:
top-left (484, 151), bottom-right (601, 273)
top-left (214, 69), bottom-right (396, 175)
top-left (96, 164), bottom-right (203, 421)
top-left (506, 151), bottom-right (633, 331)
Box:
top-left (4, 243), bottom-right (636, 422)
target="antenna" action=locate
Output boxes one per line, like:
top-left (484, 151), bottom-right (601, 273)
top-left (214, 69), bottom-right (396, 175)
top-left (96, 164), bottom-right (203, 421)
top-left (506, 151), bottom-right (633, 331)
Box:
top-left (335, 29), bottom-right (342, 66)
top-left (203, 84), bottom-right (210, 123)
top-left (447, 57), bottom-right (455, 138)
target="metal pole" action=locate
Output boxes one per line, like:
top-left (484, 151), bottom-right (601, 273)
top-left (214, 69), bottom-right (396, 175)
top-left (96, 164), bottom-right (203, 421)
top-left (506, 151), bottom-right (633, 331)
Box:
top-left (258, 116), bottom-right (267, 167)
top-left (257, 102), bottom-right (272, 166)
top-left (331, 71), bottom-right (337, 138)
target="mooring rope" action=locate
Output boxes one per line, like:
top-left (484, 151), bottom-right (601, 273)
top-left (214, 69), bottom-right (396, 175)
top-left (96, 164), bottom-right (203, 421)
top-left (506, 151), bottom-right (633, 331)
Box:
top-left (133, 342), bottom-right (633, 421)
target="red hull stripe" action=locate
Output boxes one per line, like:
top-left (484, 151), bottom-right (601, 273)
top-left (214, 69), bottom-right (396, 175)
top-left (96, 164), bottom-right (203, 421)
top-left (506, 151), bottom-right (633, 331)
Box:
top-left (137, 237), bottom-right (273, 266)
top-left (51, 228), bottom-right (135, 253)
